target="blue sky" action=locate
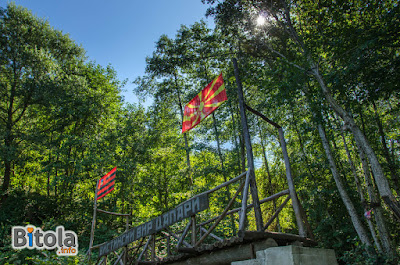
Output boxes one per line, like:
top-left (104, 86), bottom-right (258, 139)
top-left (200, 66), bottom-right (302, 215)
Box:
top-left (2, 0), bottom-right (214, 104)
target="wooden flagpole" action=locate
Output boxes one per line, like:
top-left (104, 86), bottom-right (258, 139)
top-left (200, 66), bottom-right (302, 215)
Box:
top-left (88, 179), bottom-right (99, 261)
top-left (232, 57), bottom-right (263, 231)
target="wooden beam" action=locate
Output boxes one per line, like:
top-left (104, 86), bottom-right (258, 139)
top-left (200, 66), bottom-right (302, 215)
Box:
top-left (239, 170), bottom-right (250, 234)
top-left (176, 221), bottom-right (192, 249)
top-left (137, 235), bottom-right (152, 262)
top-left (194, 170), bottom-right (247, 198)
top-left (264, 195), bottom-right (291, 230)
top-left (245, 104), bottom-right (309, 237)
top-left (96, 256), bottom-right (106, 265)
top-left (197, 189), bottom-right (290, 228)
top-left (150, 234), bottom-right (156, 262)
top-left (195, 180), bottom-right (245, 247)
top-left (124, 215), bottom-right (129, 265)
top-left (91, 241), bottom-right (106, 250)
top-left (232, 57), bottom-right (263, 231)
top-left (278, 127), bottom-right (306, 237)
top-left (167, 235), bottom-right (171, 257)
top-left (200, 227), bottom-right (223, 242)
top-left (191, 216), bottom-right (196, 246)
top-left (245, 104), bottom-right (281, 129)
top-left (163, 229), bottom-right (191, 248)
top-left (97, 208), bottom-right (131, 217)
top-left (242, 231), bottom-right (317, 246)
top-left (88, 180), bottom-right (99, 260)
top-left (113, 250), bottom-right (124, 265)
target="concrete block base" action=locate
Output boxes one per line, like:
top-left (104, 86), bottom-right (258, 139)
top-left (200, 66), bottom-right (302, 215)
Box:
top-left (232, 245), bottom-right (338, 265)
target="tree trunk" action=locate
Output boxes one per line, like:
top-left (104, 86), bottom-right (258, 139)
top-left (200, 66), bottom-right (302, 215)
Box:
top-left (289, 105), bottom-right (316, 185)
top-left (339, 126), bottom-right (382, 252)
top-left (280, 0), bottom-right (400, 221)
top-left (311, 64), bottom-right (400, 221)
top-left (318, 123), bottom-right (372, 250)
top-left (353, 136), bottom-right (394, 257)
top-left (372, 101), bottom-right (400, 196)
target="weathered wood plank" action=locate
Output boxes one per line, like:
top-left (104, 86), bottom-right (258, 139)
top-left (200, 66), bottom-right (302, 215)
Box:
top-left (99, 194), bottom-right (208, 257)
top-left (97, 208), bottom-right (131, 217)
top-left (88, 180), bottom-right (99, 260)
top-left (137, 235), bottom-right (152, 262)
top-left (191, 216), bottom-right (196, 246)
top-left (176, 221), bottom-right (192, 249)
top-left (200, 227), bottom-right (223, 242)
top-left (113, 250), bottom-right (124, 265)
top-left (278, 127), bottom-right (306, 237)
top-left (195, 180), bottom-right (245, 247)
top-left (239, 170), bottom-right (250, 234)
top-left (197, 189), bottom-right (290, 228)
top-left (263, 195), bottom-right (291, 231)
top-left (164, 229), bottom-right (192, 248)
top-left (194, 170), bottom-right (247, 198)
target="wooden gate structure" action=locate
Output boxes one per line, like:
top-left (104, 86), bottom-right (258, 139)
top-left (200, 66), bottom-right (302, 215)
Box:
top-left (89, 166), bottom-right (314, 265)
top-left (88, 60), bottom-right (315, 264)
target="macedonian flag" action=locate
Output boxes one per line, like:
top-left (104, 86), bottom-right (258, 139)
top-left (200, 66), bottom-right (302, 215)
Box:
top-left (182, 73), bottom-right (227, 133)
top-left (97, 167), bottom-right (116, 200)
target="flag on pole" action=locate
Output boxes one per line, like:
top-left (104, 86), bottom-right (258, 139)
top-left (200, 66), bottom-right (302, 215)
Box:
top-left (182, 73), bottom-right (227, 133)
top-left (97, 167), bottom-right (116, 200)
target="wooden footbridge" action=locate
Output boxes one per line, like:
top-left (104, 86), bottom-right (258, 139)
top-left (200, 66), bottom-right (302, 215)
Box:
top-left (89, 168), bottom-right (315, 265)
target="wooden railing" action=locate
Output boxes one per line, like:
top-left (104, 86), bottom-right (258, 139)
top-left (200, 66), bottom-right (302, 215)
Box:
top-left (93, 169), bottom-right (295, 265)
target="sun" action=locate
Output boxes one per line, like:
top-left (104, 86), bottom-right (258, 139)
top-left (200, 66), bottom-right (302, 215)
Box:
top-left (256, 15), bottom-right (266, 26)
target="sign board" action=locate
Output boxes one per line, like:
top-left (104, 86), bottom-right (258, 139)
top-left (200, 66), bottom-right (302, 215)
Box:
top-left (99, 193), bottom-right (209, 257)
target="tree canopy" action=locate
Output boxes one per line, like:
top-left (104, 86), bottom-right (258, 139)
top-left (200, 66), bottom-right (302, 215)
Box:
top-left (1, 1), bottom-right (399, 264)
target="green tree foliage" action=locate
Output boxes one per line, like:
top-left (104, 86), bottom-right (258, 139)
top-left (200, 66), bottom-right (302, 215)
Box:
top-left (1, 1), bottom-right (399, 264)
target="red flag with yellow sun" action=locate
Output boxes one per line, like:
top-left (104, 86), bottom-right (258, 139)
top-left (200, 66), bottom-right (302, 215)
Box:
top-left (182, 73), bottom-right (227, 133)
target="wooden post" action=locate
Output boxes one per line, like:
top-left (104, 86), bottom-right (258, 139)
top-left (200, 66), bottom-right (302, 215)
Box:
top-left (232, 57), bottom-right (263, 231)
top-left (238, 170), bottom-right (250, 235)
top-left (167, 235), bottom-right (171, 257)
top-left (244, 103), bottom-right (308, 237)
top-left (278, 127), bottom-right (306, 237)
top-left (151, 234), bottom-right (156, 261)
top-left (191, 215), bottom-right (196, 246)
top-left (124, 215), bottom-right (129, 265)
top-left (88, 180), bottom-right (99, 261)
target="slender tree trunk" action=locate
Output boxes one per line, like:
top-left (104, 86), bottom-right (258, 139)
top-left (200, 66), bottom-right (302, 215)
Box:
top-left (289, 105), bottom-right (316, 183)
top-left (372, 101), bottom-right (400, 196)
top-left (318, 122), bottom-right (372, 250)
top-left (311, 65), bottom-right (400, 221)
top-left (339, 126), bottom-right (382, 252)
top-left (3, 81), bottom-right (16, 194)
top-left (280, 0), bottom-right (400, 221)
top-left (353, 137), bottom-right (394, 257)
